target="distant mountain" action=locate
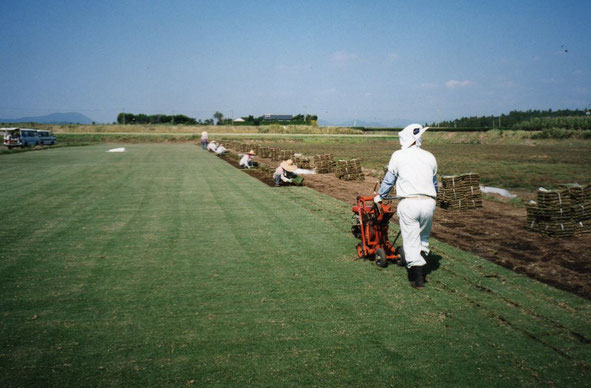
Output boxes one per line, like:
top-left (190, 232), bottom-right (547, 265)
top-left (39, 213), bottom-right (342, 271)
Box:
top-left (0, 112), bottom-right (94, 124)
top-left (319, 118), bottom-right (414, 128)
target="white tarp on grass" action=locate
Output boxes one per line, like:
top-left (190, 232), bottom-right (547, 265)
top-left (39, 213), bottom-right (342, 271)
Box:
top-left (107, 147), bottom-right (126, 152)
top-left (480, 185), bottom-right (517, 198)
top-left (295, 168), bottom-right (315, 175)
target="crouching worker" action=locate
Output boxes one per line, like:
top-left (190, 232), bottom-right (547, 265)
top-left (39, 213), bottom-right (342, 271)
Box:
top-left (374, 124), bottom-right (438, 289)
top-left (273, 159), bottom-right (303, 187)
top-left (215, 143), bottom-right (227, 156)
top-left (239, 150), bottom-right (258, 169)
top-left (207, 140), bottom-right (218, 152)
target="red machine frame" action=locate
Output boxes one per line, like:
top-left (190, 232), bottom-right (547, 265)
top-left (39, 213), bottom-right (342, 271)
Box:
top-left (352, 195), bottom-right (402, 268)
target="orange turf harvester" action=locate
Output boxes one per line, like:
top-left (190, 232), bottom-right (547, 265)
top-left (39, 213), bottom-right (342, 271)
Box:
top-left (351, 195), bottom-right (403, 268)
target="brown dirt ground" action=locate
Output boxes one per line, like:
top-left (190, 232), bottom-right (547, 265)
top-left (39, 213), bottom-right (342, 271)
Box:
top-left (220, 150), bottom-right (591, 300)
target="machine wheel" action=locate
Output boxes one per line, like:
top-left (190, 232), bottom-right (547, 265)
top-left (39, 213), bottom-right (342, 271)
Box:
top-left (375, 248), bottom-right (388, 268)
top-left (356, 243), bottom-right (366, 259)
top-left (394, 246), bottom-right (406, 267)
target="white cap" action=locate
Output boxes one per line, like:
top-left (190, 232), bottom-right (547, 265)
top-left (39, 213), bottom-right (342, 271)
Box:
top-left (399, 123), bottom-right (429, 149)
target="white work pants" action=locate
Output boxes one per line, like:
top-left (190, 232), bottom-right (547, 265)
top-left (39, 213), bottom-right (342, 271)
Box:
top-left (397, 198), bottom-right (436, 268)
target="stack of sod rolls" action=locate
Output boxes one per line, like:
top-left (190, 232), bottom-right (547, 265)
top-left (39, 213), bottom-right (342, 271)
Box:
top-left (278, 149), bottom-right (295, 161)
top-left (292, 154), bottom-right (314, 169)
top-left (257, 146), bottom-right (271, 158)
top-left (526, 187), bottom-right (576, 237)
top-left (334, 159), bottom-right (364, 181)
top-left (560, 184), bottom-right (591, 235)
top-left (313, 154), bottom-right (336, 174)
top-left (439, 173), bottom-right (483, 210)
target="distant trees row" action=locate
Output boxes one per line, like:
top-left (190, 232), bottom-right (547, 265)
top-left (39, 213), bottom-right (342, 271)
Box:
top-left (432, 109), bottom-right (590, 130)
top-left (513, 116), bottom-right (591, 131)
top-left (116, 113), bottom-right (205, 125)
top-left (115, 112), bottom-right (318, 126)
top-left (237, 114), bottom-right (318, 126)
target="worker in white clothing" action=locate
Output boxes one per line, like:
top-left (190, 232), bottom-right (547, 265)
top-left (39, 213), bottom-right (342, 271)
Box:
top-left (239, 150), bottom-right (257, 169)
top-left (207, 140), bottom-right (218, 152)
top-left (214, 143), bottom-right (227, 155)
top-left (374, 123), bottom-right (438, 289)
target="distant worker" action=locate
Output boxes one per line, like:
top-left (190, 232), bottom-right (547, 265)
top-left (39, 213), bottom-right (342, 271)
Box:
top-left (239, 150), bottom-right (257, 169)
top-left (207, 140), bottom-right (218, 152)
top-left (201, 131), bottom-right (208, 150)
top-left (273, 159), bottom-right (301, 187)
top-left (374, 124), bottom-right (438, 289)
top-left (215, 143), bottom-right (227, 155)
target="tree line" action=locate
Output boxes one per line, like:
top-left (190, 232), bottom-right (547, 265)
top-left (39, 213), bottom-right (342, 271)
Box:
top-left (116, 113), bottom-right (205, 125)
top-left (116, 112), bottom-right (318, 126)
top-left (236, 114), bottom-right (318, 126)
top-left (432, 109), bottom-right (590, 129)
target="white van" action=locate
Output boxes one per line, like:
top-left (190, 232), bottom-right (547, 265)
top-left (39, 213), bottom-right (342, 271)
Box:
top-left (37, 130), bottom-right (57, 145)
top-left (2, 128), bottom-right (41, 148)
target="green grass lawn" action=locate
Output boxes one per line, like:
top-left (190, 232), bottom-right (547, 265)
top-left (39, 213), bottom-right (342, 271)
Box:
top-left (1, 144), bottom-right (590, 386)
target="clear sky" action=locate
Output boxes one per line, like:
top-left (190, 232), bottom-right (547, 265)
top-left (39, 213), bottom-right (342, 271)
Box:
top-left (1, 0), bottom-right (589, 124)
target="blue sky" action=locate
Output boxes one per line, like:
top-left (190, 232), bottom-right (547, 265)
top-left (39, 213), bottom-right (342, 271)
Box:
top-left (1, 0), bottom-right (589, 124)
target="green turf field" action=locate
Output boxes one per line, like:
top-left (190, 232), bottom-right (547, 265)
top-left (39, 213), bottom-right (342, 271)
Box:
top-left (1, 144), bottom-right (590, 386)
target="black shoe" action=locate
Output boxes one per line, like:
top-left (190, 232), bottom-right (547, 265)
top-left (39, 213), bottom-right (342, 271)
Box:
top-left (410, 266), bottom-right (425, 289)
top-left (420, 252), bottom-right (429, 283)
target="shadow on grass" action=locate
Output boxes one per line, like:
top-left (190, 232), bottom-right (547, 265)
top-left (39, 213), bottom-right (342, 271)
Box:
top-left (425, 252), bottom-right (442, 276)
top-left (403, 252), bottom-right (443, 283)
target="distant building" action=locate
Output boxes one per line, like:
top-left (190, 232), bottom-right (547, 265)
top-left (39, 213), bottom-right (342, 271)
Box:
top-left (263, 114), bottom-right (293, 121)
top-left (233, 117), bottom-right (245, 123)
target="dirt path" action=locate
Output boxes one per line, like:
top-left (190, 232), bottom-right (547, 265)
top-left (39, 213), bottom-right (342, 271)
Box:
top-left (220, 149), bottom-right (591, 300)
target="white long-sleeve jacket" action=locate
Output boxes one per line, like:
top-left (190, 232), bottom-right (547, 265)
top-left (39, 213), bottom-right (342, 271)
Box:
top-left (378, 145), bottom-right (438, 199)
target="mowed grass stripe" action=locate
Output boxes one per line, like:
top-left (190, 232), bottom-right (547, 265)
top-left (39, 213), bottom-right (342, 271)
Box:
top-left (0, 144), bottom-right (589, 386)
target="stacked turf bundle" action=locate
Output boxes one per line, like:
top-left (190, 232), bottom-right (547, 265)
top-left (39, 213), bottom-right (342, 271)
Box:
top-left (526, 188), bottom-right (576, 237)
top-left (525, 200), bottom-right (541, 232)
top-left (278, 149), bottom-right (295, 161)
top-left (292, 154), bottom-right (314, 169)
top-left (560, 184), bottom-right (591, 235)
top-left (225, 141), bottom-right (238, 150)
top-left (269, 148), bottom-right (279, 161)
top-left (439, 173), bottom-right (483, 210)
top-left (257, 147), bottom-right (270, 158)
top-left (334, 159), bottom-right (364, 181)
top-left (313, 154), bottom-right (336, 174)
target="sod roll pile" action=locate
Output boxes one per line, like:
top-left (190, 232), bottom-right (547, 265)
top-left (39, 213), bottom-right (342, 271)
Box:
top-left (439, 173), bottom-right (483, 210)
top-left (562, 184), bottom-right (591, 234)
top-left (268, 147), bottom-right (279, 161)
top-left (277, 149), bottom-right (295, 161)
top-left (334, 159), bottom-right (364, 181)
top-left (526, 188), bottom-right (576, 237)
top-left (313, 154), bottom-right (336, 174)
top-left (257, 146), bottom-right (271, 158)
top-left (292, 154), bottom-right (314, 169)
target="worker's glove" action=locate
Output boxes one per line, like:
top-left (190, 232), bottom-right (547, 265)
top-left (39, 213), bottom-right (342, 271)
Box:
top-left (373, 195), bottom-right (382, 204)
top-left (287, 178), bottom-right (293, 183)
